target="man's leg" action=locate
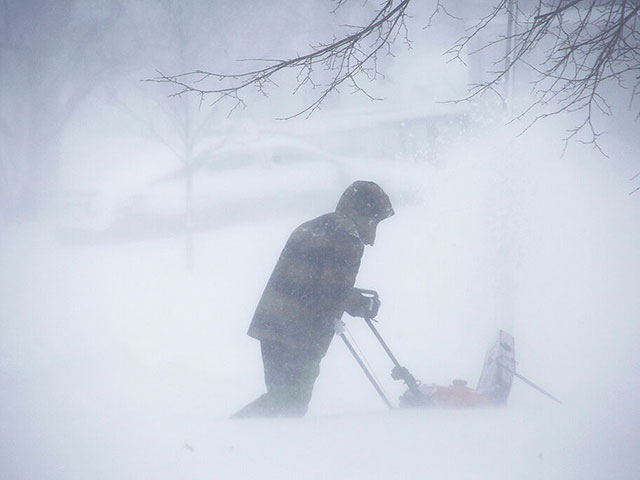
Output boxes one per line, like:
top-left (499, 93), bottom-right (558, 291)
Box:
top-left (231, 340), bottom-right (321, 418)
top-left (263, 340), bottom-right (320, 416)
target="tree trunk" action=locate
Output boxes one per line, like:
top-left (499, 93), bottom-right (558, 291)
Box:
top-left (184, 167), bottom-right (194, 271)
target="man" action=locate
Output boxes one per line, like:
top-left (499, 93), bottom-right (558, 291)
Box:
top-left (232, 181), bottom-right (394, 418)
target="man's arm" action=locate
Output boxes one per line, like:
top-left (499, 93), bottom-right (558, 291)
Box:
top-left (315, 232), bottom-right (365, 318)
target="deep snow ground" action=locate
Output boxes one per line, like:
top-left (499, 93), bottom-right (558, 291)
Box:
top-left (1, 126), bottom-right (639, 479)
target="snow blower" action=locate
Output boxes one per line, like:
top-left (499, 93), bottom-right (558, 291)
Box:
top-left (340, 289), bottom-right (561, 409)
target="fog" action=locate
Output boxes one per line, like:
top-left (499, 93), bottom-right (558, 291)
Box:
top-left (1, 1), bottom-right (639, 479)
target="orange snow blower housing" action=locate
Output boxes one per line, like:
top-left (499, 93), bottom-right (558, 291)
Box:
top-left (419, 380), bottom-right (492, 408)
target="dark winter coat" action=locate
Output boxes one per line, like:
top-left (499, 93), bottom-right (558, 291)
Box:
top-left (247, 212), bottom-right (364, 355)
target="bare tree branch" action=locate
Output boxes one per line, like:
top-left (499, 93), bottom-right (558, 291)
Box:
top-left (426, 0), bottom-right (462, 29)
top-left (148, 0), bottom-right (411, 119)
top-left (148, 0), bottom-right (640, 153)
top-left (450, 1), bottom-right (640, 148)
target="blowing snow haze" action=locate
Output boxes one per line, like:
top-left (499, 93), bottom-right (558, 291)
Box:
top-left (1, 1), bottom-right (639, 479)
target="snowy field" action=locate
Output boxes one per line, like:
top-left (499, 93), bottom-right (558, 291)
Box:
top-left (1, 123), bottom-right (640, 480)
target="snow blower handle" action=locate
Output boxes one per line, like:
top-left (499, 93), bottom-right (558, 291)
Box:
top-left (352, 288), bottom-right (381, 319)
top-left (364, 317), bottom-right (419, 391)
top-left (352, 293), bottom-right (422, 393)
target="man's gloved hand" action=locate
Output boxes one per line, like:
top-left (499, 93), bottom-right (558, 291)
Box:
top-left (344, 288), bottom-right (381, 318)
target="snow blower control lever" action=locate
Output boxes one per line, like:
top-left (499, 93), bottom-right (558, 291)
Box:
top-left (354, 289), bottom-right (421, 393)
